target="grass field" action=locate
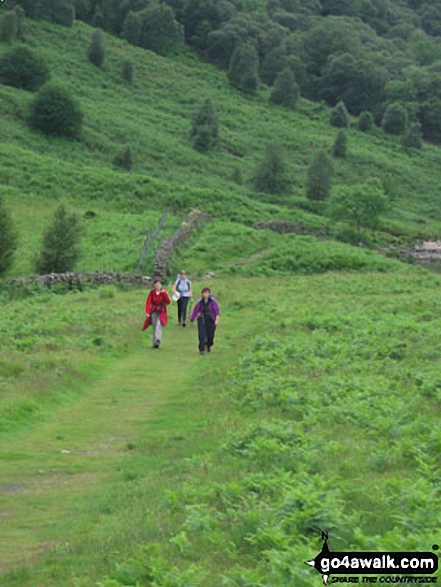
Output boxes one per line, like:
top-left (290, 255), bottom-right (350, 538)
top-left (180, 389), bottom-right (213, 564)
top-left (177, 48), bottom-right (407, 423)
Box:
top-left (1, 271), bottom-right (441, 586)
top-left (2, 12), bottom-right (441, 587)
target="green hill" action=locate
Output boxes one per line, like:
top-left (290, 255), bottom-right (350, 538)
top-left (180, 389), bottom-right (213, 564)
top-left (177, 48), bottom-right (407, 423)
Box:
top-left (2, 11), bottom-right (441, 587)
top-left (1, 17), bottom-right (441, 278)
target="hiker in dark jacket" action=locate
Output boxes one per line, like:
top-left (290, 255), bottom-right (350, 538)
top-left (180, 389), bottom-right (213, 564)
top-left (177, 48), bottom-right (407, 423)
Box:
top-left (172, 270), bottom-right (193, 327)
top-left (189, 287), bottom-right (220, 355)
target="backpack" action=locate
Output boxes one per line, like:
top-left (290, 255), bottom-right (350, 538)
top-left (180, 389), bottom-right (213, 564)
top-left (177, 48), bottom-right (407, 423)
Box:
top-left (177, 279), bottom-right (190, 293)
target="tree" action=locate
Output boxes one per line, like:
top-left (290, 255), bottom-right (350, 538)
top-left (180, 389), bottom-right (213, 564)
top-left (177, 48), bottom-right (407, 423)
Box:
top-left (35, 205), bottom-right (82, 274)
top-left (87, 29), bottom-right (105, 66)
top-left (122, 11), bottom-right (142, 46)
top-left (0, 46), bottom-right (50, 91)
top-left (28, 85), bottom-right (83, 138)
top-left (332, 130), bottom-right (348, 158)
top-left (260, 46), bottom-right (287, 86)
top-left (0, 198), bottom-right (17, 278)
top-left (0, 11), bottom-right (18, 43)
top-left (138, 3), bottom-right (183, 55)
top-left (319, 53), bottom-right (388, 115)
top-left (270, 68), bottom-right (300, 109)
top-left (419, 99), bottom-right (441, 143)
top-left (328, 184), bottom-right (389, 238)
top-left (113, 147), bottom-right (133, 170)
top-left (123, 4), bottom-right (183, 55)
top-left (329, 101), bottom-right (350, 128)
top-left (358, 111), bottom-right (374, 132)
top-left (402, 122), bottom-right (423, 149)
top-left (381, 103), bottom-right (408, 135)
top-left (121, 60), bottom-right (133, 83)
top-left (190, 98), bottom-right (220, 152)
top-left (14, 5), bottom-right (25, 39)
top-left (228, 43), bottom-right (259, 95)
top-left (306, 150), bottom-right (333, 201)
top-left (253, 143), bottom-right (289, 194)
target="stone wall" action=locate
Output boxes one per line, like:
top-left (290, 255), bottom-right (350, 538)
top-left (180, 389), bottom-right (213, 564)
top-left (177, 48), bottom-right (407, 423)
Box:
top-left (253, 220), bottom-right (330, 236)
top-left (153, 208), bottom-right (212, 281)
top-left (6, 271), bottom-right (152, 290)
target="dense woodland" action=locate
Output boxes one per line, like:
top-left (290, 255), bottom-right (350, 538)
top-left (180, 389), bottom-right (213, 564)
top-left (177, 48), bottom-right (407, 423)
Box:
top-left (5, 0), bottom-right (441, 142)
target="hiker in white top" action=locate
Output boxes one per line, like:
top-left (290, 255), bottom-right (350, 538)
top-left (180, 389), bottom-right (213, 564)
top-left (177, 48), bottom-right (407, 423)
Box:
top-left (172, 270), bottom-right (193, 327)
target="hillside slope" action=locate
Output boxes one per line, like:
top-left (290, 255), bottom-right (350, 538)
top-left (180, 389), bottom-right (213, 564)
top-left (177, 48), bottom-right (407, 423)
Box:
top-left (1, 19), bottom-right (441, 277)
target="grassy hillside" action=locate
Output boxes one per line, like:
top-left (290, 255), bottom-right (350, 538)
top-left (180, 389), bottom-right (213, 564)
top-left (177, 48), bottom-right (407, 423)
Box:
top-left (2, 18), bottom-right (441, 278)
top-left (2, 14), bottom-right (441, 587)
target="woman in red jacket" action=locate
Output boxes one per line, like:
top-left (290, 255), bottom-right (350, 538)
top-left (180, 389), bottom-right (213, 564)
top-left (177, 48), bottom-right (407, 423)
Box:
top-left (142, 279), bottom-right (171, 349)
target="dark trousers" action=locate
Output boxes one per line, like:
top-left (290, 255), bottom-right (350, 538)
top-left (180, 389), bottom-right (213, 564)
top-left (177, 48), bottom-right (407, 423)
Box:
top-left (177, 297), bottom-right (190, 324)
top-left (197, 317), bottom-right (216, 352)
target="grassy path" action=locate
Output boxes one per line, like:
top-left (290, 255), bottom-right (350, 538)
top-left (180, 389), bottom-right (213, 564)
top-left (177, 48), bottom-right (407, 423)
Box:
top-left (0, 292), bottom-right (257, 586)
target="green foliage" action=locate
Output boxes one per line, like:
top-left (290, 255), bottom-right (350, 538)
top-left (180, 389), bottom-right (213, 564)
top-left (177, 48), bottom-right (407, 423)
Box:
top-left (332, 129), bottom-right (348, 158)
top-left (0, 10), bottom-right (18, 43)
top-left (113, 147), bottom-right (133, 170)
top-left (0, 198), bottom-right (17, 278)
top-left (123, 4), bottom-right (183, 55)
top-left (0, 46), bottom-right (50, 91)
top-left (320, 53), bottom-right (388, 115)
top-left (329, 100), bottom-right (350, 128)
top-left (121, 59), bottom-right (133, 83)
top-left (190, 98), bottom-right (220, 152)
top-left (358, 111), bottom-right (374, 132)
top-left (28, 84), bottom-right (83, 138)
top-left (328, 184), bottom-right (389, 237)
top-left (418, 99), bottom-right (441, 143)
top-left (87, 28), bottom-right (105, 67)
top-left (269, 67), bottom-right (299, 109)
top-left (306, 150), bottom-right (333, 201)
top-left (228, 43), bottom-right (259, 95)
top-left (34, 204), bottom-right (82, 273)
top-left (14, 5), bottom-right (25, 39)
top-left (236, 236), bottom-right (401, 275)
top-left (402, 122), bottom-right (423, 149)
top-left (252, 143), bottom-right (289, 194)
top-left (381, 102), bottom-right (408, 135)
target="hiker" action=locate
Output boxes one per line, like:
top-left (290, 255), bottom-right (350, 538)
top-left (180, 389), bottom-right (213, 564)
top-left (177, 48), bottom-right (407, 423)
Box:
top-left (142, 279), bottom-right (171, 349)
top-left (172, 270), bottom-right (193, 327)
top-left (189, 287), bottom-right (220, 355)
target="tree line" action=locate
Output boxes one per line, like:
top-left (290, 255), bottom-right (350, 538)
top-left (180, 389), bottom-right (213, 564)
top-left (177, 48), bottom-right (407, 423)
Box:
top-left (4, 0), bottom-right (441, 141)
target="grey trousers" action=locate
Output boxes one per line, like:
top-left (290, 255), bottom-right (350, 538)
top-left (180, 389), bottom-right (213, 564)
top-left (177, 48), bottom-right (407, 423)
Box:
top-left (150, 311), bottom-right (163, 345)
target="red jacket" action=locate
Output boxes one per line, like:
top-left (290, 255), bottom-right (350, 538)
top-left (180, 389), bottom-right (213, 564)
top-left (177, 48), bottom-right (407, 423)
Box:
top-left (142, 289), bottom-right (171, 331)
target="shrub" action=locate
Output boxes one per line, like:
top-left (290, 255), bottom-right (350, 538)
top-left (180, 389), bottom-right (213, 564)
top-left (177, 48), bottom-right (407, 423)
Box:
top-left (381, 103), bottom-right (408, 135)
top-left (87, 29), bottom-right (105, 67)
top-left (190, 98), bottom-right (219, 152)
top-left (0, 10), bottom-right (17, 43)
top-left (253, 143), bottom-right (289, 194)
top-left (329, 101), bottom-right (349, 128)
top-left (113, 147), bottom-right (133, 170)
top-left (332, 130), bottom-right (348, 158)
top-left (306, 151), bottom-right (333, 201)
top-left (35, 205), bottom-right (82, 274)
top-left (28, 84), bottom-right (83, 138)
top-left (0, 198), bottom-right (17, 278)
top-left (270, 68), bottom-right (300, 110)
top-left (121, 60), bottom-right (133, 83)
top-left (0, 46), bottom-right (50, 91)
top-left (358, 111), bottom-right (374, 132)
top-left (328, 184), bottom-right (389, 238)
top-left (402, 122), bottom-right (423, 149)
top-left (228, 43), bottom-right (259, 95)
